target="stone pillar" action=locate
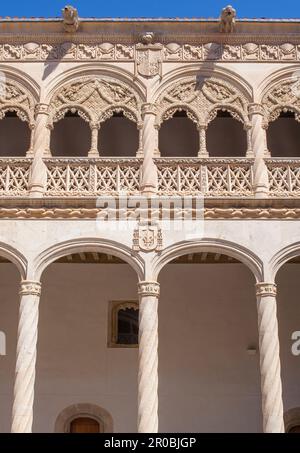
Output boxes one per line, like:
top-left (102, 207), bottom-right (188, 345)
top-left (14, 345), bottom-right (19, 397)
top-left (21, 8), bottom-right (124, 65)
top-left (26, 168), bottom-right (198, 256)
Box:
top-left (140, 103), bottom-right (159, 195)
top-left (26, 123), bottom-right (35, 157)
top-left (29, 103), bottom-right (51, 197)
top-left (245, 123), bottom-right (253, 157)
top-left (197, 124), bottom-right (209, 157)
top-left (136, 122), bottom-right (144, 157)
top-left (255, 282), bottom-right (284, 433)
top-left (248, 104), bottom-right (269, 198)
top-left (11, 280), bottom-right (42, 433)
top-left (137, 281), bottom-right (160, 433)
top-left (88, 122), bottom-right (100, 157)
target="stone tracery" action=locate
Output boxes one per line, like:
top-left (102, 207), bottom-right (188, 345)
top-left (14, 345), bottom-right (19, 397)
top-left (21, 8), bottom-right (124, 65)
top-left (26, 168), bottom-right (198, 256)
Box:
top-left (262, 77), bottom-right (300, 124)
top-left (48, 76), bottom-right (142, 128)
top-left (0, 78), bottom-right (35, 124)
top-left (155, 76), bottom-right (249, 128)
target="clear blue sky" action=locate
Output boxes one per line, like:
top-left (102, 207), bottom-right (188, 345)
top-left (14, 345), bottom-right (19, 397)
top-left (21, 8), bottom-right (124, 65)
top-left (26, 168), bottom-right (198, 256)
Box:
top-left (0, 1), bottom-right (299, 19)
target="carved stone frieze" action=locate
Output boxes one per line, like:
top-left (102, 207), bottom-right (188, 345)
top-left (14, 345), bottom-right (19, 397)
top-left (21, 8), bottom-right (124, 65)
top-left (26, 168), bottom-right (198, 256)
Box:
top-left (0, 42), bottom-right (300, 62)
top-left (0, 207), bottom-right (300, 219)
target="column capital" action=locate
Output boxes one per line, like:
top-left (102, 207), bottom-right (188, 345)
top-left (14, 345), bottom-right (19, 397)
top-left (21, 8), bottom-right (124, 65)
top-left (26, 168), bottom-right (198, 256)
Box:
top-left (138, 281), bottom-right (160, 298)
top-left (141, 103), bottom-right (157, 117)
top-left (244, 122), bottom-right (252, 131)
top-left (248, 103), bottom-right (265, 117)
top-left (197, 123), bottom-right (208, 131)
top-left (256, 282), bottom-right (277, 298)
top-left (90, 121), bottom-right (100, 130)
top-left (19, 280), bottom-right (41, 297)
top-left (34, 103), bottom-right (50, 117)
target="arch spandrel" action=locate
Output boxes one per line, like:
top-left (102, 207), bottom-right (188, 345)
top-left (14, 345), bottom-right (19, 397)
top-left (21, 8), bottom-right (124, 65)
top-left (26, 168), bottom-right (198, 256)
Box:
top-left (155, 76), bottom-right (249, 127)
top-left (0, 78), bottom-right (36, 124)
top-left (262, 77), bottom-right (300, 124)
top-left (48, 76), bottom-right (142, 127)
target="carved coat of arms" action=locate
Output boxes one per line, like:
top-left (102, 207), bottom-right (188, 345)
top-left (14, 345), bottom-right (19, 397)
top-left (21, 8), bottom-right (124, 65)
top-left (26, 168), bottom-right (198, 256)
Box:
top-left (135, 44), bottom-right (162, 78)
top-left (133, 222), bottom-right (163, 252)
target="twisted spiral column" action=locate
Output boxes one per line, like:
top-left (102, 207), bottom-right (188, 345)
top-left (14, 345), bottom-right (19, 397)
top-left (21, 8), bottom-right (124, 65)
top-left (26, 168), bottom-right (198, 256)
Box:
top-left (26, 123), bottom-right (35, 157)
top-left (11, 281), bottom-right (42, 433)
top-left (136, 122), bottom-right (144, 157)
top-left (141, 104), bottom-right (158, 195)
top-left (29, 103), bottom-right (50, 197)
top-left (197, 124), bottom-right (209, 157)
top-left (249, 104), bottom-right (269, 198)
top-left (138, 281), bottom-right (160, 433)
top-left (88, 122), bottom-right (100, 157)
top-left (256, 283), bottom-right (284, 433)
top-left (245, 123), bottom-right (253, 157)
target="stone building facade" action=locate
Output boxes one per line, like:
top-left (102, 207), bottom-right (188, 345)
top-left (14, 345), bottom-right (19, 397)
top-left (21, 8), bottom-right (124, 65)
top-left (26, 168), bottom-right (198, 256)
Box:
top-left (0, 11), bottom-right (300, 433)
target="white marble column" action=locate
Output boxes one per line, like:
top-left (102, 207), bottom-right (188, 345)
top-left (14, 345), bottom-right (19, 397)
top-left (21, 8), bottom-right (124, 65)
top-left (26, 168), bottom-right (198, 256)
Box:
top-left (140, 103), bottom-right (159, 195)
top-left (137, 281), bottom-right (160, 433)
top-left (248, 103), bottom-right (269, 198)
top-left (88, 122), bottom-right (100, 157)
top-left (197, 124), bottom-right (209, 157)
top-left (256, 282), bottom-right (284, 433)
top-left (11, 280), bottom-right (42, 433)
top-left (29, 103), bottom-right (51, 197)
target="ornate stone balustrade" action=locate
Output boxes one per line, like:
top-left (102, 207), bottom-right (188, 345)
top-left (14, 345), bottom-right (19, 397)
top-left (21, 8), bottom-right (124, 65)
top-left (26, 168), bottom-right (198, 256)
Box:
top-left (2, 157), bottom-right (300, 199)
top-left (44, 158), bottom-right (141, 196)
top-left (156, 158), bottom-right (254, 197)
top-left (0, 158), bottom-right (31, 196)
top-left (267, 159), bottom-right (300, 197)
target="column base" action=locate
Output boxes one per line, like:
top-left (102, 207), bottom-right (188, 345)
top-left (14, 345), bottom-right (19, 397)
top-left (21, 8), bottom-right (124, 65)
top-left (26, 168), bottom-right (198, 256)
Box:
top-left (29, 183), bottom-right (45, 198)
top-left (141, 184), bottom-right (157, 196)
top-left (197, 151), bottom-right (209, 158)
top-left (88, 150), bottom-right (100, 158)
top-left (254, 184), bottom-right (269, 199)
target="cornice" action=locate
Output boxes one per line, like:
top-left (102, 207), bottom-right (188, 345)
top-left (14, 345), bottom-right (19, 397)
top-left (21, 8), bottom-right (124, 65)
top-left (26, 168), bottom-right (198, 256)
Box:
top-left (2, 33), bottom-right (300, 43)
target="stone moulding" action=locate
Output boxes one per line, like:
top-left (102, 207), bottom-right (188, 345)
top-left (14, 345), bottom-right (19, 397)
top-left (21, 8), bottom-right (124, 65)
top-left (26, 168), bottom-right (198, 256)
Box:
top-left (0, 207), bottom-right (300, 219)
top-left (1, 42), bottom-right (300, 62)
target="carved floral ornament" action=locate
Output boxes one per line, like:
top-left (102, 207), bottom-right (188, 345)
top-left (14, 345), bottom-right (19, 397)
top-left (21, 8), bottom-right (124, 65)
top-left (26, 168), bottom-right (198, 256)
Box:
top-left (262, 77), bottom-right (300, 124)
top-left (2, 42), bottom-right (300, 62)
top-left (155, 76), bottom-right (249, 127)
top-left (48, 76), bottom-right (142, 127)
top-left (0, 78), bottom-right (35, 123)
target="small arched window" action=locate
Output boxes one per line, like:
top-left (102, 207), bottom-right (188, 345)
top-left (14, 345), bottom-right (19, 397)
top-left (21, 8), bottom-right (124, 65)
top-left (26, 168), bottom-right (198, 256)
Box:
top-left (159, 110), bottom-right (199, 157)
top-left (70, 417), bottom-right (101, 433)
top-left (99, 112), bottom-right (139, 157)
top-left (207, 110), bottom-right (247, 157)
top-left (267, 111), bottom-right (300, 157)
top-left (50, 110), bottom-right (91, 157)
top-left (55, 403), bottom-right (113, 433)
top-left (108, 301), bottom-right (139, 347)
top-left (0, 111), bottom-right (30, 157)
